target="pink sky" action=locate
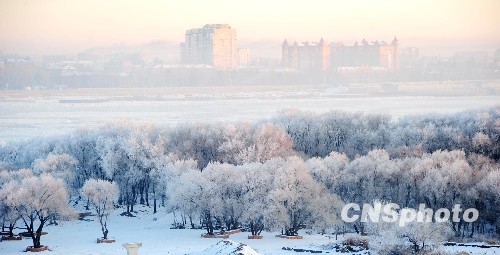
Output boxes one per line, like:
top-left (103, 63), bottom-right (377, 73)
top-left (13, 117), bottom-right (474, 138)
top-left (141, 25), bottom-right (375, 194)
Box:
top-left (1, 0), bottom-right (499, 57)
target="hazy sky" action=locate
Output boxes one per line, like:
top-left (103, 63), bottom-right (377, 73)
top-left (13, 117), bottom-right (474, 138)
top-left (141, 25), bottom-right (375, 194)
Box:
top-left (1, 0), bottom-right (499, 57)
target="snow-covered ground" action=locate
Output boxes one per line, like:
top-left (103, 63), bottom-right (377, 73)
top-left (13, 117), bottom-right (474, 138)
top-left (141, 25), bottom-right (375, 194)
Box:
top-left (1, 205), bottom-right (498, 255)
top-left (443, 244), bottom-right (500, 255)
top-left (192, 240), bottom-right (261, 255)
top-left (0, 204), bottom-right (338, 255)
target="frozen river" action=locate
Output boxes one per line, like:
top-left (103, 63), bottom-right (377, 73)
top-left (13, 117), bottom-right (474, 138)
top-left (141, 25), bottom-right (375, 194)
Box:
top-left (0, 92), bottom-right (499, 143)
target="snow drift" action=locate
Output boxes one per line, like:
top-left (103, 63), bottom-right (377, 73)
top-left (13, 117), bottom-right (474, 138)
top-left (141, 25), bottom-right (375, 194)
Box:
top-left (191, 239), bottom-right (261, 255)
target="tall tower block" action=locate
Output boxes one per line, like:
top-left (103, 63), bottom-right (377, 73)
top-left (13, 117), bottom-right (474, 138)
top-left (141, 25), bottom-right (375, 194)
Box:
top-left (181, 24), bottom-right (238, 70)
top-left (282, 39), bottom-right (289, 67)
top-left (392, 37), bottom-right (399, 69)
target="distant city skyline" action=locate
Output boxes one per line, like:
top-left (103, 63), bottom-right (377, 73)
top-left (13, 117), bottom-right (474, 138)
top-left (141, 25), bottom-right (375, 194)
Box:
top-left (1, 0), bottom-right (499, 58)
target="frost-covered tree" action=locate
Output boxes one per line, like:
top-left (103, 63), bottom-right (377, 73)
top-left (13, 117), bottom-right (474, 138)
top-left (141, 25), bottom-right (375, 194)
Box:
top-left (240, 123), bottom-right (295, 163)
top-left (2, 137), bottom-right (58, 170)
top-left (154, 157), bottom-right (197, 215)
top-left (217, 122), bottom-right (253, 165)
top-left (0, 197), bottom-right (18, 237)
top-left (123, 123), bottom-right (166, 208)
top-left (265, 157), bottom-right (332, 236)
top-left (339, 149), bottom-right (399, 205)
top-left (472, 132), bottom-right (492, 154)
top-left (411, 150), bottom-right (476, 209)
top-left (309, 191), bottom-right (344, 234)
top-left (477, 169), bottom-right (500, 237)
top-left (95, 123), bottom-right (137, 213)
top-left (0, 170), bottom-right (33, 237)
top-left (4, 173), bottom-right (75, 249)
top-left (32, 153), bottom-right (78, 193)
top-left (369, 211), bottom-right (453, 254)
top-left (398, 221), bottom-right (453, 253)
top-left (80, 179), bottom-right (119, 240)
top-left (203, 163), bottom-right (245, 231)
top-left (306, 151), bottom-right (349, 193)
top-left (167, 123), bottom-right (224, 168)
top-left (60, 128), bottom-right (102, 188)
top-left (167, 169), bottom-right (216, 232)
top-left (240, 162), bottom-right (273, 236)
top-left (274, 110), bottom-right (391, 158)
top-left (166, 172), bottom-right (197, 229)
top-left (0, 107), bottom-right (498, 240)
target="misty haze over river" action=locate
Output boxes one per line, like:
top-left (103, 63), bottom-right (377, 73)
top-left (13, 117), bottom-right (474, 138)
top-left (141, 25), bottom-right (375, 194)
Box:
top-left (1, 84), bottom-right (499, 143)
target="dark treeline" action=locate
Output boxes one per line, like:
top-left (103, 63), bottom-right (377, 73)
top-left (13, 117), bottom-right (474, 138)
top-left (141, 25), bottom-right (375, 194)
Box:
top-left (0, 108), bottom-right (499, 245)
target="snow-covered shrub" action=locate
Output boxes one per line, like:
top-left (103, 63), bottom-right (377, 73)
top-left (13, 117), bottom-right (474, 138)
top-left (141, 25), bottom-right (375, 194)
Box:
top-left (342, 236), bottom-right (369, 250)
top-left (369, 212), bottom-right (453, 254)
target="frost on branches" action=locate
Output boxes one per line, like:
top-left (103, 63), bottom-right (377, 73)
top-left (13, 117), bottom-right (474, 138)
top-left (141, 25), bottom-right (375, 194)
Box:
top-left (0, 108), bottom-right (498, 251)
top-left (80, 179), bottom-right (119, 240)
top-left (1, 173), bottom-right (75, 248)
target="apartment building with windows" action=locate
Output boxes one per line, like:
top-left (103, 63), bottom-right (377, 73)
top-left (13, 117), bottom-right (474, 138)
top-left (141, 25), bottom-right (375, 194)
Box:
top-left (181, 24), bottom-right (238, 70)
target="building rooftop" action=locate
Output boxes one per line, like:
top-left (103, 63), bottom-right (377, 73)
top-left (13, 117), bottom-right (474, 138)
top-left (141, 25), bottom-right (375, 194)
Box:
top-left (203, 24), bottom-right (232, 29)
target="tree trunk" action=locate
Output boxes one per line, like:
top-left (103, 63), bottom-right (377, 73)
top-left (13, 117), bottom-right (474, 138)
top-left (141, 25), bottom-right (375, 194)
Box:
top-left (22, 217), bottom-right (36, 247)
top-left (189, 215), bottom-right (195, 229)
top-left (85, 197), bottom-right (90, 210)
top-left (139, 182), bottom-right (145, 205)
top-left (152, 183), bottom-right (156, 213)
top-left (8, 223), bottom-right (15, 237)
top-left (469, 222), bottom-right (474, 238)
top-left (405, 185), bottom-right (412, 207)
top-left (174, 211), bottom-right (180, 226)
top-left (250, 221), bottom-right (263, 236)
top-left (126, 192), bottom-right (130, 213)
top-left (145, 183), bottom-right (150, 207)
top-left (153, 197), bottom-right (157, 214)
top-left (250, 221), bottom-right (256, 236)
top-left (131, 185), bottom-right (136, 212)
top-left (33, 220), bottom-right (46, 248)
top-left (100, 215), bottom-right (109, 239)
top-left (454, 221), bottom-right (463, 237)
top-left (205, 212), bottom-right (214, 235)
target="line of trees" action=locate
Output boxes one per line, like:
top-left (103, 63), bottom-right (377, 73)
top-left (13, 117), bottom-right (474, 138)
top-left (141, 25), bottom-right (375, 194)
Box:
top-left (0, 108), bottom-right (499, 251)
top-left (274, 107), bottom-right (499, 160)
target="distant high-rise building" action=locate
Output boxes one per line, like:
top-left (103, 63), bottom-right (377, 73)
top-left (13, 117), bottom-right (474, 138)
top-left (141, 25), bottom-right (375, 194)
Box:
top-left (330, 37), bottom-right (399, 70)
top-left (282, 37), bottom-right (400, 70)
top-left (400, 47), bottom-right (420, 67)
top-left (238, 48), bottom-right (250, 66)
top-left (401, 47), bottom-right (419, 59)
top-left (282, 38), bottom-right (330, 71)
top-left (181, 24), bottom-right (238, 70)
